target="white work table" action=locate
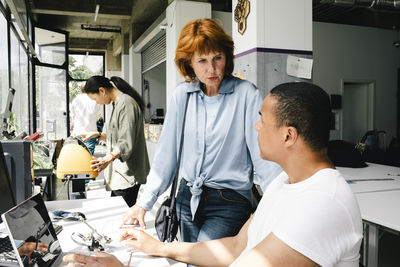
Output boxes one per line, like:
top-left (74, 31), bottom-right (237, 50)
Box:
top-left (337, 163), bottom-right (400, 267)
top-left (45, 196), bottom-right (170, 267)
top-left (356, 190), bottom-right (400, 232)
top-left (337, 163), bottom-right (400, 194)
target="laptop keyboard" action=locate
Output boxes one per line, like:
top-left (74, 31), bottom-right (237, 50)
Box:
top-left (0, 237), bottom-right (18, 265)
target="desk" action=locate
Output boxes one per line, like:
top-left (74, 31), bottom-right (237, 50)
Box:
top-left (337, 163), bottom-right (400, 194)
top-left (45, 197), bottom-right (170, 267)
top-left (337, 163), bottom-right (400, 267)
top-left (355, 190), bottom-right (400, 267)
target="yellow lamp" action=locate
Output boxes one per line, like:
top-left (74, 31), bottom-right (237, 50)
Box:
top-left (56, 138), bottom-right (98, 180)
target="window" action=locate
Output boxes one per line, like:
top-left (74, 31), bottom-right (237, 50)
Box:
top-left (68, 53), bottom-right (104, 103)
top-left (35, 28), bottom-right (66, 66)
top-left (10, 29), bottom-right (29, 134)
top-left (0, 12), bottom-right (8, 112)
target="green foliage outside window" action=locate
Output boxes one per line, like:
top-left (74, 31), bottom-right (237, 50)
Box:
top-left (68, 55), bottom-right (95, 103)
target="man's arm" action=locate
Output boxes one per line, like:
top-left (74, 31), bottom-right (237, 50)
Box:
top-left (122, 216), bottom-right (253, 267)
top-left (230, 232), bottom-right (318, 267)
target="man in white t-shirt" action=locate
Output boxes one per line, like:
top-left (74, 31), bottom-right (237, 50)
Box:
top-left (63, 82), bottom-right (363, 267)
top-left (70, 91), bottom-right (103, 154)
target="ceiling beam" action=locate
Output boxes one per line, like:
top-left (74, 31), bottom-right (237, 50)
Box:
top-left (69, 37), bottom-right (111, 50)
top-left (31, 8), bottom-right (131, 20)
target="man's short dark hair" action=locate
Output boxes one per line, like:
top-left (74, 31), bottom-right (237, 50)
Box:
top-left (270, 82), bottom-right (332, 151)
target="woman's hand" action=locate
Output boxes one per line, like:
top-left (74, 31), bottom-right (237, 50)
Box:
top-left (121, 205), bottom-right (147, 229)
top-left (18, 242), bottom-right (49, 257)
top-left (90, 154), bottom-right (114, 172)
top-left (120, 228), bottom-right (163, 256)
top-left (63, 250), bottom-right (125, 267)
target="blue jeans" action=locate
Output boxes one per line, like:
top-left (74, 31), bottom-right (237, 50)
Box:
top-left (176, 179), bottom-right (252, 243)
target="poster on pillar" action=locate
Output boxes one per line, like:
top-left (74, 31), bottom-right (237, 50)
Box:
top-left (286, 55), bottom-right (313, 79)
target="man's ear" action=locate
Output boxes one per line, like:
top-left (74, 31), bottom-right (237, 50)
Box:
top-left (284, 126), bottom-right (298, 147)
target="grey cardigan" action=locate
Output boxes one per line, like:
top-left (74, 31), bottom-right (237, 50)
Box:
top-left (104, 92), bottom-right (149, 190)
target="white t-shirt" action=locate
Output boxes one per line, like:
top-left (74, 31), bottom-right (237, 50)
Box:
top-left (240, 169), bottom-right (363, 267)
top-left (70, 94), bottom-right (102, 135)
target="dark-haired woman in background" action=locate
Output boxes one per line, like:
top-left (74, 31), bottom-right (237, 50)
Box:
top-left (79, 76), bottom-right (150, 207)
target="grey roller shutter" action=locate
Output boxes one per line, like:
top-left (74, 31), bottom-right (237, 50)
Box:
top-left (142, 33), bottom-right (166, 73)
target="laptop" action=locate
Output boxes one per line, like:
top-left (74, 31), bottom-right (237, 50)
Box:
top-left (1, 193), bottom-right (64, 267)
top-left (0, 142), bottom-right (18, 266)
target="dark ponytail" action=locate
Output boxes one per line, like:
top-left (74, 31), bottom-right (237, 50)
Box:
top-left (83, 75), bottom-right (145, 112)
top-left (110, 76), bottom-right (145, 112)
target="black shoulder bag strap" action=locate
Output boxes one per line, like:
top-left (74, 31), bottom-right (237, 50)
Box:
top-left (169, 93), bottom-right (190, 209)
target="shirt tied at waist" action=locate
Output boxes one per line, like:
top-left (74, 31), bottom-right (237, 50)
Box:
top-left (186, 175), bottom-right (206, 220)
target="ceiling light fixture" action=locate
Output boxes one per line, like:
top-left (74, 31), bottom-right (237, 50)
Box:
top-left (94, 4), bottom-right (100, 22)
top-left (81, 24), bottom-right (121, 33)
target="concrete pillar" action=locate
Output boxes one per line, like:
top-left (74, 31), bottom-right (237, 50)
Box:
top-left (165, 0), bottom-right (211, 109)
top-left (121, 33), bottom-right (130, 82)
top-left (129, 46), bottom-right (142, 94)
top-left (129, 23), bottom-right (148, 95)
top-left (232, 0), bottom-right (312, 97)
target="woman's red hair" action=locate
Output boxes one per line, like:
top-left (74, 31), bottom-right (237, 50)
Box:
top-left (175, 18), bottom-right (234, 82)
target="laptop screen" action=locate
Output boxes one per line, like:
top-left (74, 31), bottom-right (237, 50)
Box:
top-left (0, 142), bottom-right (16, 223)
top-left (1, 194), bottom-right (62, 267)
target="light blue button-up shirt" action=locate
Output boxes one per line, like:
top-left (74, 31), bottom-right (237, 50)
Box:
top-left (137, 77), bottom-right (282, 219)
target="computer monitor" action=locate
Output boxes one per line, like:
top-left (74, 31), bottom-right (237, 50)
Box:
top-left (1, 140), bottom-right (33, 204)
top-left (0, 142), bottom-right (16, 223)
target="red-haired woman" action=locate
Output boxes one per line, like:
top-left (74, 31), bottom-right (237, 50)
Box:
top-left (123, 18), bottom-right (281, 243)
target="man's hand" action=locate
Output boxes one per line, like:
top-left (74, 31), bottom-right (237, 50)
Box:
top-left (63, 250), bottom-right (125, 267)
top-left (121, 205), bottom-right (147, 229)
top-left (120, 228), bottom-right (163, 257)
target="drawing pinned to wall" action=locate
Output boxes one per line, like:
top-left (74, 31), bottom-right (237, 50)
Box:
top-left (286, 55), bottom-right (313, 79)
top-left (234, 63), bottom-right (254, 80)
top-left (234, 0), bottom-right (250, 35)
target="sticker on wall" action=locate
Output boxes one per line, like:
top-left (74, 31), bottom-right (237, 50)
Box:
top-left (234, 0), bottom-right (250, 35)
top-left (235, 71), bottom-right (245, 79)
top-left (286, 55), bottom-right (313, 79)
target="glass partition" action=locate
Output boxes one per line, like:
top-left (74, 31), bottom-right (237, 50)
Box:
top-left (68, 54), bottom-right (104, 103)
top-left (0, 13), bottom-right (8, 110)
top-left (33, 26), bottom-right (68, 137)
top-left (35, 27), bottom-right (66, 66)
top-left (36, 66), bottom-right (67, 139)
top-left (17, 44), bottom-right (29, 133)
top-left (69, 54), bottom-right (104, 79)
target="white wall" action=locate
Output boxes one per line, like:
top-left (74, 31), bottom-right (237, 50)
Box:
top-left (129, 46), bottom-right (142, 94)
top-left (313, 22), bottom-right (400, 140)
top-left (264, 0), bottom-right (312, 51)
top-left (212, 11), bottom-right (232, 36)
top-left (142, 62), bottom-right (167, 121)
top-left (233, 0), bottom-right (312, 54)
top-left (121, 54), bottom-right (129, 81)
top-left (166, 1), bottom-right (211, 108)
